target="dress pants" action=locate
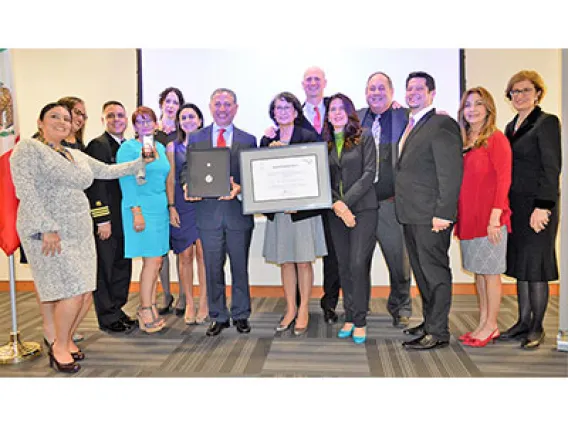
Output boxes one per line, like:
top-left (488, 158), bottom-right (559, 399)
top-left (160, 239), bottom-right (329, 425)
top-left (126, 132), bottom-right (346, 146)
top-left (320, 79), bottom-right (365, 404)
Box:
top-left (402, 223), bottom-right (453, 341)
top-left (199, 226), bottom-right (252, 323)
top-left (375, 199), bottom-right (411, 318)
top-left (93, 232), bottom-right (132, 326)
top-left (320, 212), bottom-right (341, 311)
top-left (328, 209), bottom-right (377, 327)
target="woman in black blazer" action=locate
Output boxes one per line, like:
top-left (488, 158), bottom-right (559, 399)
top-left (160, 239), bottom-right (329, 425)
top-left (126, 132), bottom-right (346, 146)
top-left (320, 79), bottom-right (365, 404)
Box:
top-left (499, 70), bottom-right (561, 349)
top-left (260, 92), bottom-right (327, 335)
top-left (324, 93), bottom-right (378, 344)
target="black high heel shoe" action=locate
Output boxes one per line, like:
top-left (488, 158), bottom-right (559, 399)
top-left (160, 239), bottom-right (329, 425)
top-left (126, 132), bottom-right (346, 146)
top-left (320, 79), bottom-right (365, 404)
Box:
top-left (498, 322), bottom-right (529, 341)
top-left (71, 349), bottom-right (85, 361)
top-left (158, 294), bottom-right (174, 315)
top-left (48, 344), bottom-right (81, 374)
top-left (521, 331), bottom-right (545, 349)
top-left (275, 315), bottom-right (296, 332)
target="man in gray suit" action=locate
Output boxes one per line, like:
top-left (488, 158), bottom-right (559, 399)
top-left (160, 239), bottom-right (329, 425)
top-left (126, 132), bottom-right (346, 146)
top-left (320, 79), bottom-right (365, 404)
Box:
top-left (181, 88), bottom-right (257, 336)
top-left (357, 72), bottom-right (412, 328)
top-left (395, 71), bottom-right (463, 350)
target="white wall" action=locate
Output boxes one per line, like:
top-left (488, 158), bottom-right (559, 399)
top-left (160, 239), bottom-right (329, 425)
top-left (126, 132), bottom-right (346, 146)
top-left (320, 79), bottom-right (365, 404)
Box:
top-left (1, 48), bottom-right (562, 287)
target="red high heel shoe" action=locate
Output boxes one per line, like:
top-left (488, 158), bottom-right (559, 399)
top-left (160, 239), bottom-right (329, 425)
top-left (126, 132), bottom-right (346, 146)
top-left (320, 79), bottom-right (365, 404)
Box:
top-left (464, 329), bottom-right (500, 348)
top-left (458, 332), bottom-right (472, 341)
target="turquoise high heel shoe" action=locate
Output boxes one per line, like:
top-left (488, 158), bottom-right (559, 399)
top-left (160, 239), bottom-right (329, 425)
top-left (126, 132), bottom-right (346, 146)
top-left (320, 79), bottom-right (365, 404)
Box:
top-left (352, 328), bottom-right (367, 345)
top-left (337, 324), bottom-right (355, 339)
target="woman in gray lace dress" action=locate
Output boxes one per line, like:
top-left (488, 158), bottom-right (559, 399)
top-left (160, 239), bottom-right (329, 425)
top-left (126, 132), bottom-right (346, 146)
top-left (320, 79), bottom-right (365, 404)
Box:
top-left (10, 101), bottom-right (147, 373)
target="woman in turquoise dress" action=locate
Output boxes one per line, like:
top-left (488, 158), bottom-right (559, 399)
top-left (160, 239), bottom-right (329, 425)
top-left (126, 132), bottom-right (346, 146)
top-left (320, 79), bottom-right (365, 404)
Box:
top-left (117, 106), bottom-right (170, 333)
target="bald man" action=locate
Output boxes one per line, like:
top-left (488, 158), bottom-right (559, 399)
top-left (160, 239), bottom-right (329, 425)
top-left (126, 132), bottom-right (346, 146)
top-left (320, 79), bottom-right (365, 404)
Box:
top-left (297, 66), bottom-right (341, 324)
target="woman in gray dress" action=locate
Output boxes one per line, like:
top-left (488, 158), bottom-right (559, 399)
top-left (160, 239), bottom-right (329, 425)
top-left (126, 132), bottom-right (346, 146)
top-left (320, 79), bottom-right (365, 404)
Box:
top-left (10, 102), bottom-right (149, 373)
top-left (260, 92), bottom-right (327, 335)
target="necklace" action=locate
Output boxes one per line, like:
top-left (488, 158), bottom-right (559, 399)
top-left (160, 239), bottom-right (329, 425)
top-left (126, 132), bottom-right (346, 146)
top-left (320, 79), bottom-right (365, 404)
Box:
top-left (39, 136), bottom-right (74, 161)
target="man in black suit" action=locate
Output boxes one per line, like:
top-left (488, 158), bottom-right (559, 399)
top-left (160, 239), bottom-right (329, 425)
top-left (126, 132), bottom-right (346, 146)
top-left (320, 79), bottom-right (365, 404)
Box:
top-left (181, 88), bottom-right (257, 336)
top-left (357, 72), bottom-right (412, 328)
top-left (85, 101), bottom-right (136, 333)
top-left (395, 72), bottom-right (463, 350)
top-left (298, 66), bottom-right (341, 324)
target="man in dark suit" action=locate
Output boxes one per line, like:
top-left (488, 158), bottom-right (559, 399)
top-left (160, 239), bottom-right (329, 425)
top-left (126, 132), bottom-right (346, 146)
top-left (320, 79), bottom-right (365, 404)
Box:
top-left (298, 66), bottom-right (341, 324)
top-left (181, 88), bottom-right (257, 336)
top-left (357, 72), bottom-right (412, 328)
top-left (85, 101), bottom-right (135, 333)
top-left (395, 71), bottom-right (463, 350)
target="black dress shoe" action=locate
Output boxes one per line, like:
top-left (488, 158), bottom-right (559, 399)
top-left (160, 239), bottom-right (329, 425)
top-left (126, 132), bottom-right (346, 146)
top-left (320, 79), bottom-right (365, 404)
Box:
top-left (403, 322), bottom-right (425, 335)
top-left (393, 316), bottom-right (410, 328)
top-left (206, 321), bottom-right (230, 336)
top-left (100, 320), bottom-right (129, 333)
top-left (174, 307), bottom-right (186, 317)
top-left (234, 319), bottom-right (251, 334)
top-left (498, 322), bottom-right (529, 341)
top-left (403, 334), bottom-right (449, 350)
top-left (120, 315), bottom-right (137, 328)
top-left (323, 308), bottom-right (338, 324)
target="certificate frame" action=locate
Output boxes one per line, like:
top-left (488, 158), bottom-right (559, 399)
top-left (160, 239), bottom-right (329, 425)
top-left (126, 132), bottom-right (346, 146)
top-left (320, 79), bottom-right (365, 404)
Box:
top-left (239, 142), bottom-right (332, 215)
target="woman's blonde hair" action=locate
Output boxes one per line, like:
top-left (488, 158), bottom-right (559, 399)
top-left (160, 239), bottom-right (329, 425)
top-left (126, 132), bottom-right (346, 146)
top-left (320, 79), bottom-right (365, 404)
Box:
top-left (505, 70), bottom-right (547, 104)
top-left (457, 86), bottom-right (497, 149)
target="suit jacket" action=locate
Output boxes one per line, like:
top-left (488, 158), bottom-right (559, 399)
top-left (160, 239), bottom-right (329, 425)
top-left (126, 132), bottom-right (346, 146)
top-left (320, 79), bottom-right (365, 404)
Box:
top-left (298, 97), bottom-right (331, 135)
top-left (260, 125), bottom-right (325, 222)
top-left (181, 124), bottom-right (257, 230)
top-left (328, 129), bottom-right (378, 213)
top-left (504, 106), bottom-right (561, 209)
top-left (357, 106), bottom-right (409, 200)
top-left (84, 132), bottom-right (124, 233)
top-left (395, 109), bottom-right (463, 225)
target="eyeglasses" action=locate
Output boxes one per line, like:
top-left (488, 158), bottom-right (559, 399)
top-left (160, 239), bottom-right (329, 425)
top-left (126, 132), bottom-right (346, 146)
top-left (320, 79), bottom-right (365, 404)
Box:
top-left (509, 88), bottom-right (534, 97)
top-left (135, 119), bottom-right (155, 126)
top-left (73, 108), bottom-right (88, 120)
top-left (275, 105), bottom-right (293, 112)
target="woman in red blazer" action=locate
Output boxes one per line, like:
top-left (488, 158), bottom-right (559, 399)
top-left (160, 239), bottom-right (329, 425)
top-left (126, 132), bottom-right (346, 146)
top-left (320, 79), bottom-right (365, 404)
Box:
top-left (455, 87), bottom-right (512, 347)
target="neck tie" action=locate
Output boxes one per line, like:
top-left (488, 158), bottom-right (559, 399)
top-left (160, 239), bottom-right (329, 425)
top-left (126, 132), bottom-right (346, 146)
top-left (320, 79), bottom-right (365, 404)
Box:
top-left (217, 128), bottom-right (226, 148)
top-left (398, 116), bottom-right (415, 155)
top-left (313, 106), bottom-right (322, 134)
top-left (372, 114), bottom-right (382, 142)
top-left (372, 114), bottom-right (381, 183)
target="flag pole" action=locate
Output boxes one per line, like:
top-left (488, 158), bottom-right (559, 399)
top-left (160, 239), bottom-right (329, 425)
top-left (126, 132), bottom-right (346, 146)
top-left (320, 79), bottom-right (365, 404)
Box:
top-left (0, 254), bottom-right (41, 364)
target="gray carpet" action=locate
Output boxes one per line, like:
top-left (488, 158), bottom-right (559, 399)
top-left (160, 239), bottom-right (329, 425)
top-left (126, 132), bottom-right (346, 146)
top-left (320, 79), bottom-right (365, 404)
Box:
top-left (0, 293), bottom-right (566, 377)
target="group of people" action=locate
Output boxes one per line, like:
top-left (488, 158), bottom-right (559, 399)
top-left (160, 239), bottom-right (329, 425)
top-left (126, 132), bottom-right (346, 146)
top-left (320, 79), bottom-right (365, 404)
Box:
top-left (9, 66), bottom-right (561, 374)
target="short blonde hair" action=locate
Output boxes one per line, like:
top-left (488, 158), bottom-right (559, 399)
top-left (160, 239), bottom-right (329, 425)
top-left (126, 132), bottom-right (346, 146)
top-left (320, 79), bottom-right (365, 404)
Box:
top-left (505, 70), bottom-right (547, 103)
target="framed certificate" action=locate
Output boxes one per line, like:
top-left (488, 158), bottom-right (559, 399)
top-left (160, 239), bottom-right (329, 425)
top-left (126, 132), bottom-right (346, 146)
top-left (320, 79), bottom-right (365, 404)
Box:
top-left (186, 147), bottom-right (231, 197)
top-left (239, 142), bottom-right (332, 215)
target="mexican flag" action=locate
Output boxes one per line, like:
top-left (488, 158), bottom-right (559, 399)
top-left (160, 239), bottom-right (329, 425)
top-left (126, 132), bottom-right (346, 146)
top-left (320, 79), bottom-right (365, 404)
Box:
top-left (0, 49), bottom-right (20, 256)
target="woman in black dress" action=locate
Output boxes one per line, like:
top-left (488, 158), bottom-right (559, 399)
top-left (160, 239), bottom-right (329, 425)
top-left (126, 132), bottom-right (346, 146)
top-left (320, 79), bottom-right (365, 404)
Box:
top-left (154, 87), bottom-right (186, 315)
top-left (499, 70), bottom-right (561, 349)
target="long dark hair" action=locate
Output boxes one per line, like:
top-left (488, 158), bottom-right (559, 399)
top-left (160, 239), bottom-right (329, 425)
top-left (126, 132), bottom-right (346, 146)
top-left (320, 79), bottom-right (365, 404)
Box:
top-left (322, 93), bottom-right (362, 151)
top-left (176, 103), bottom-right (204, 142)
top-left (158, 87), bottom-right (185, 119)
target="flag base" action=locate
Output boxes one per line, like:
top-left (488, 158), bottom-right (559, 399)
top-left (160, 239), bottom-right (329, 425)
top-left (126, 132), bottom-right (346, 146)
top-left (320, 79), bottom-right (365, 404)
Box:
top-left (0, 332), bottom-right (42, 364)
